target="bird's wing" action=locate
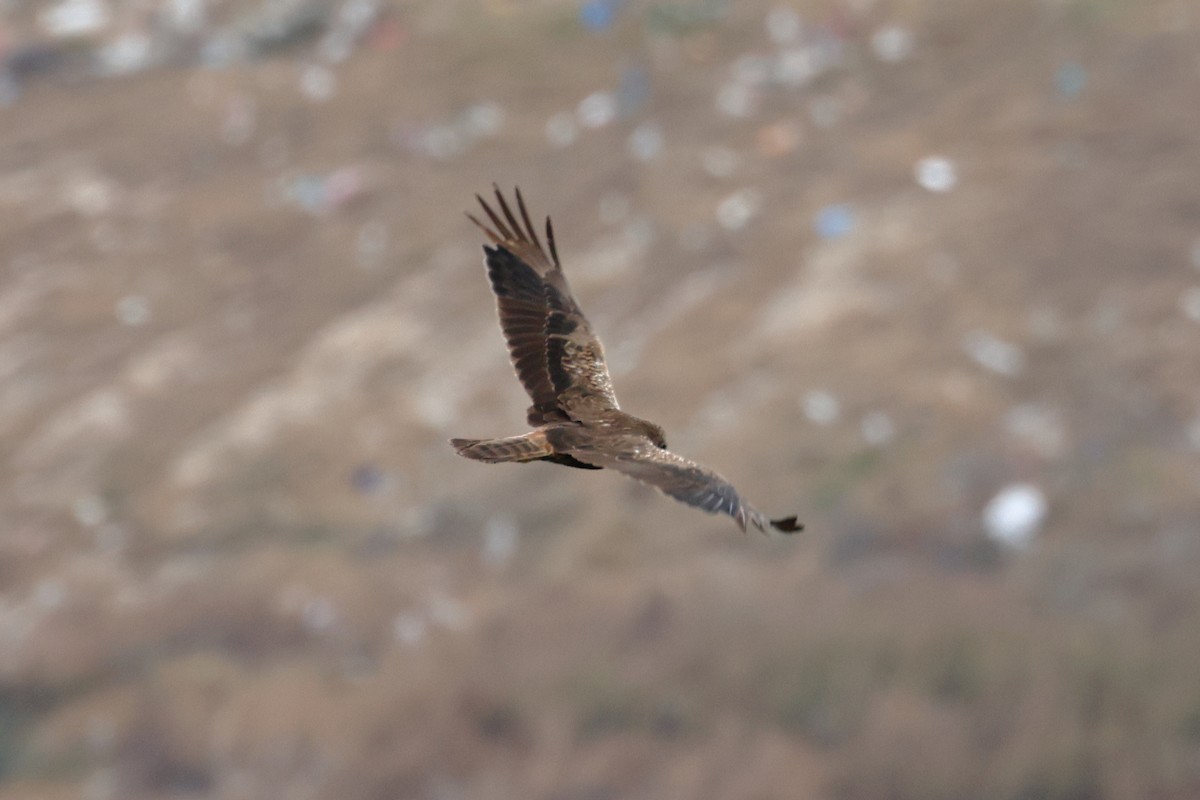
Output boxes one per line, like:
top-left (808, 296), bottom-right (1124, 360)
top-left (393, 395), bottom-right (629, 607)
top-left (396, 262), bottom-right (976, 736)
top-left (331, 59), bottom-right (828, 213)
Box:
top-left (570, 436), bottom-right (802, 534)
top-left (468, 186), bottom-right (620, 424)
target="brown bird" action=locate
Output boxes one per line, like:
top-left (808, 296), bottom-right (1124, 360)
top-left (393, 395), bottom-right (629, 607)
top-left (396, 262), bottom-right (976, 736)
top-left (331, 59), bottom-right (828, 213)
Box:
top-left (451, 186), bottom-right (802, 534)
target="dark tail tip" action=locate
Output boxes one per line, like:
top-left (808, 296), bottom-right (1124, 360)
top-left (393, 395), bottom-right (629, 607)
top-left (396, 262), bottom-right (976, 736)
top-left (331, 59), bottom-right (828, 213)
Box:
top-left (770, 516), bottom-right (804, 533)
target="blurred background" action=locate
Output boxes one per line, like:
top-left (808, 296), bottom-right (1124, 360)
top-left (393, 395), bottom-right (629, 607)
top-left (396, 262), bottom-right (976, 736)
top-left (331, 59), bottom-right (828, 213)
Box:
top-left (1, 0), bottom-right (1199, 797)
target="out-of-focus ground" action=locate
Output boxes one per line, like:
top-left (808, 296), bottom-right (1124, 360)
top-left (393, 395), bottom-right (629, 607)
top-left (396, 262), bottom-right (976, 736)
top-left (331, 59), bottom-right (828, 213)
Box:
top-left (1, 0), bottom-right (1199, 797)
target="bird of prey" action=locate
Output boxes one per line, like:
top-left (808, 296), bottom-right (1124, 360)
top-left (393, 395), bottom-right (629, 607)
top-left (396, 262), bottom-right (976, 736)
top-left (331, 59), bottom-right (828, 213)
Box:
top-left (450, 186), bottom-right (802, 534)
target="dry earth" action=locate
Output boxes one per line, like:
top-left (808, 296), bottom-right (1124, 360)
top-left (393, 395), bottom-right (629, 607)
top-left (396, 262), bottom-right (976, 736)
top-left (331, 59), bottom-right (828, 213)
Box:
top-left (1, 0), bottom-right (1199, 798)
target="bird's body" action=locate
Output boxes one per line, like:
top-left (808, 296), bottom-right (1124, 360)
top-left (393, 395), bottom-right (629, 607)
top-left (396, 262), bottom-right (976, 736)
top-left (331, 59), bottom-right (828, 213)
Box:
top-left (451, 186), bottom-right (801, 534)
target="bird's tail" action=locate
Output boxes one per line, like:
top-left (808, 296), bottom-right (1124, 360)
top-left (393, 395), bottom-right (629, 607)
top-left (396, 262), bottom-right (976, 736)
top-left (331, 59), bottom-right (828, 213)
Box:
top-left (450, 431), bottom-right (554, 463)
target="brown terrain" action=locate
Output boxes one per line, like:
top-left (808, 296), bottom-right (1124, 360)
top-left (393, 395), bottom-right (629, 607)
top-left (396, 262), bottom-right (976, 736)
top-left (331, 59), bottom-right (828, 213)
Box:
top-left (1, 0), bottom-right (1199, 797)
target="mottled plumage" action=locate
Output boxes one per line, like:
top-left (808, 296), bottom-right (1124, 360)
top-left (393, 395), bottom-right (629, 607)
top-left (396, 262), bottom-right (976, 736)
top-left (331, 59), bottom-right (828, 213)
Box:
top-left (452, 186), bottom-right (801, 534)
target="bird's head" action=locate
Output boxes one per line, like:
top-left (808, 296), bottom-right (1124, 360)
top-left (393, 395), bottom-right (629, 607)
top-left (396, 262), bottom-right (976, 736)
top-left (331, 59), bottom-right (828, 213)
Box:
top-left (640, 420), bottom-right (668, 450)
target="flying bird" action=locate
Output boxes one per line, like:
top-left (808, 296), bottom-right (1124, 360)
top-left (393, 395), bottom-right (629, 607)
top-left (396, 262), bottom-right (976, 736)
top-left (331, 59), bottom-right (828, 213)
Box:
top-left (451, 186), bottom-right (802, 534)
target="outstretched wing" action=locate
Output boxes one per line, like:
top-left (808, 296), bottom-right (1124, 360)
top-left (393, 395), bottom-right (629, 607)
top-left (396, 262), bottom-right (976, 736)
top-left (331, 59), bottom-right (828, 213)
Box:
top-left (569, 436), bottom-right (802, 534)
top-left (468, 186), bottom-right (620, 424)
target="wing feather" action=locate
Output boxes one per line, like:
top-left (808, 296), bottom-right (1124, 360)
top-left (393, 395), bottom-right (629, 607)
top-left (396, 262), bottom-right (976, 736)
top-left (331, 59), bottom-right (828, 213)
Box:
top-left (468, 187), bottom-right (620, 423)
top-left (567, 437), bottom-right (801, 533)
